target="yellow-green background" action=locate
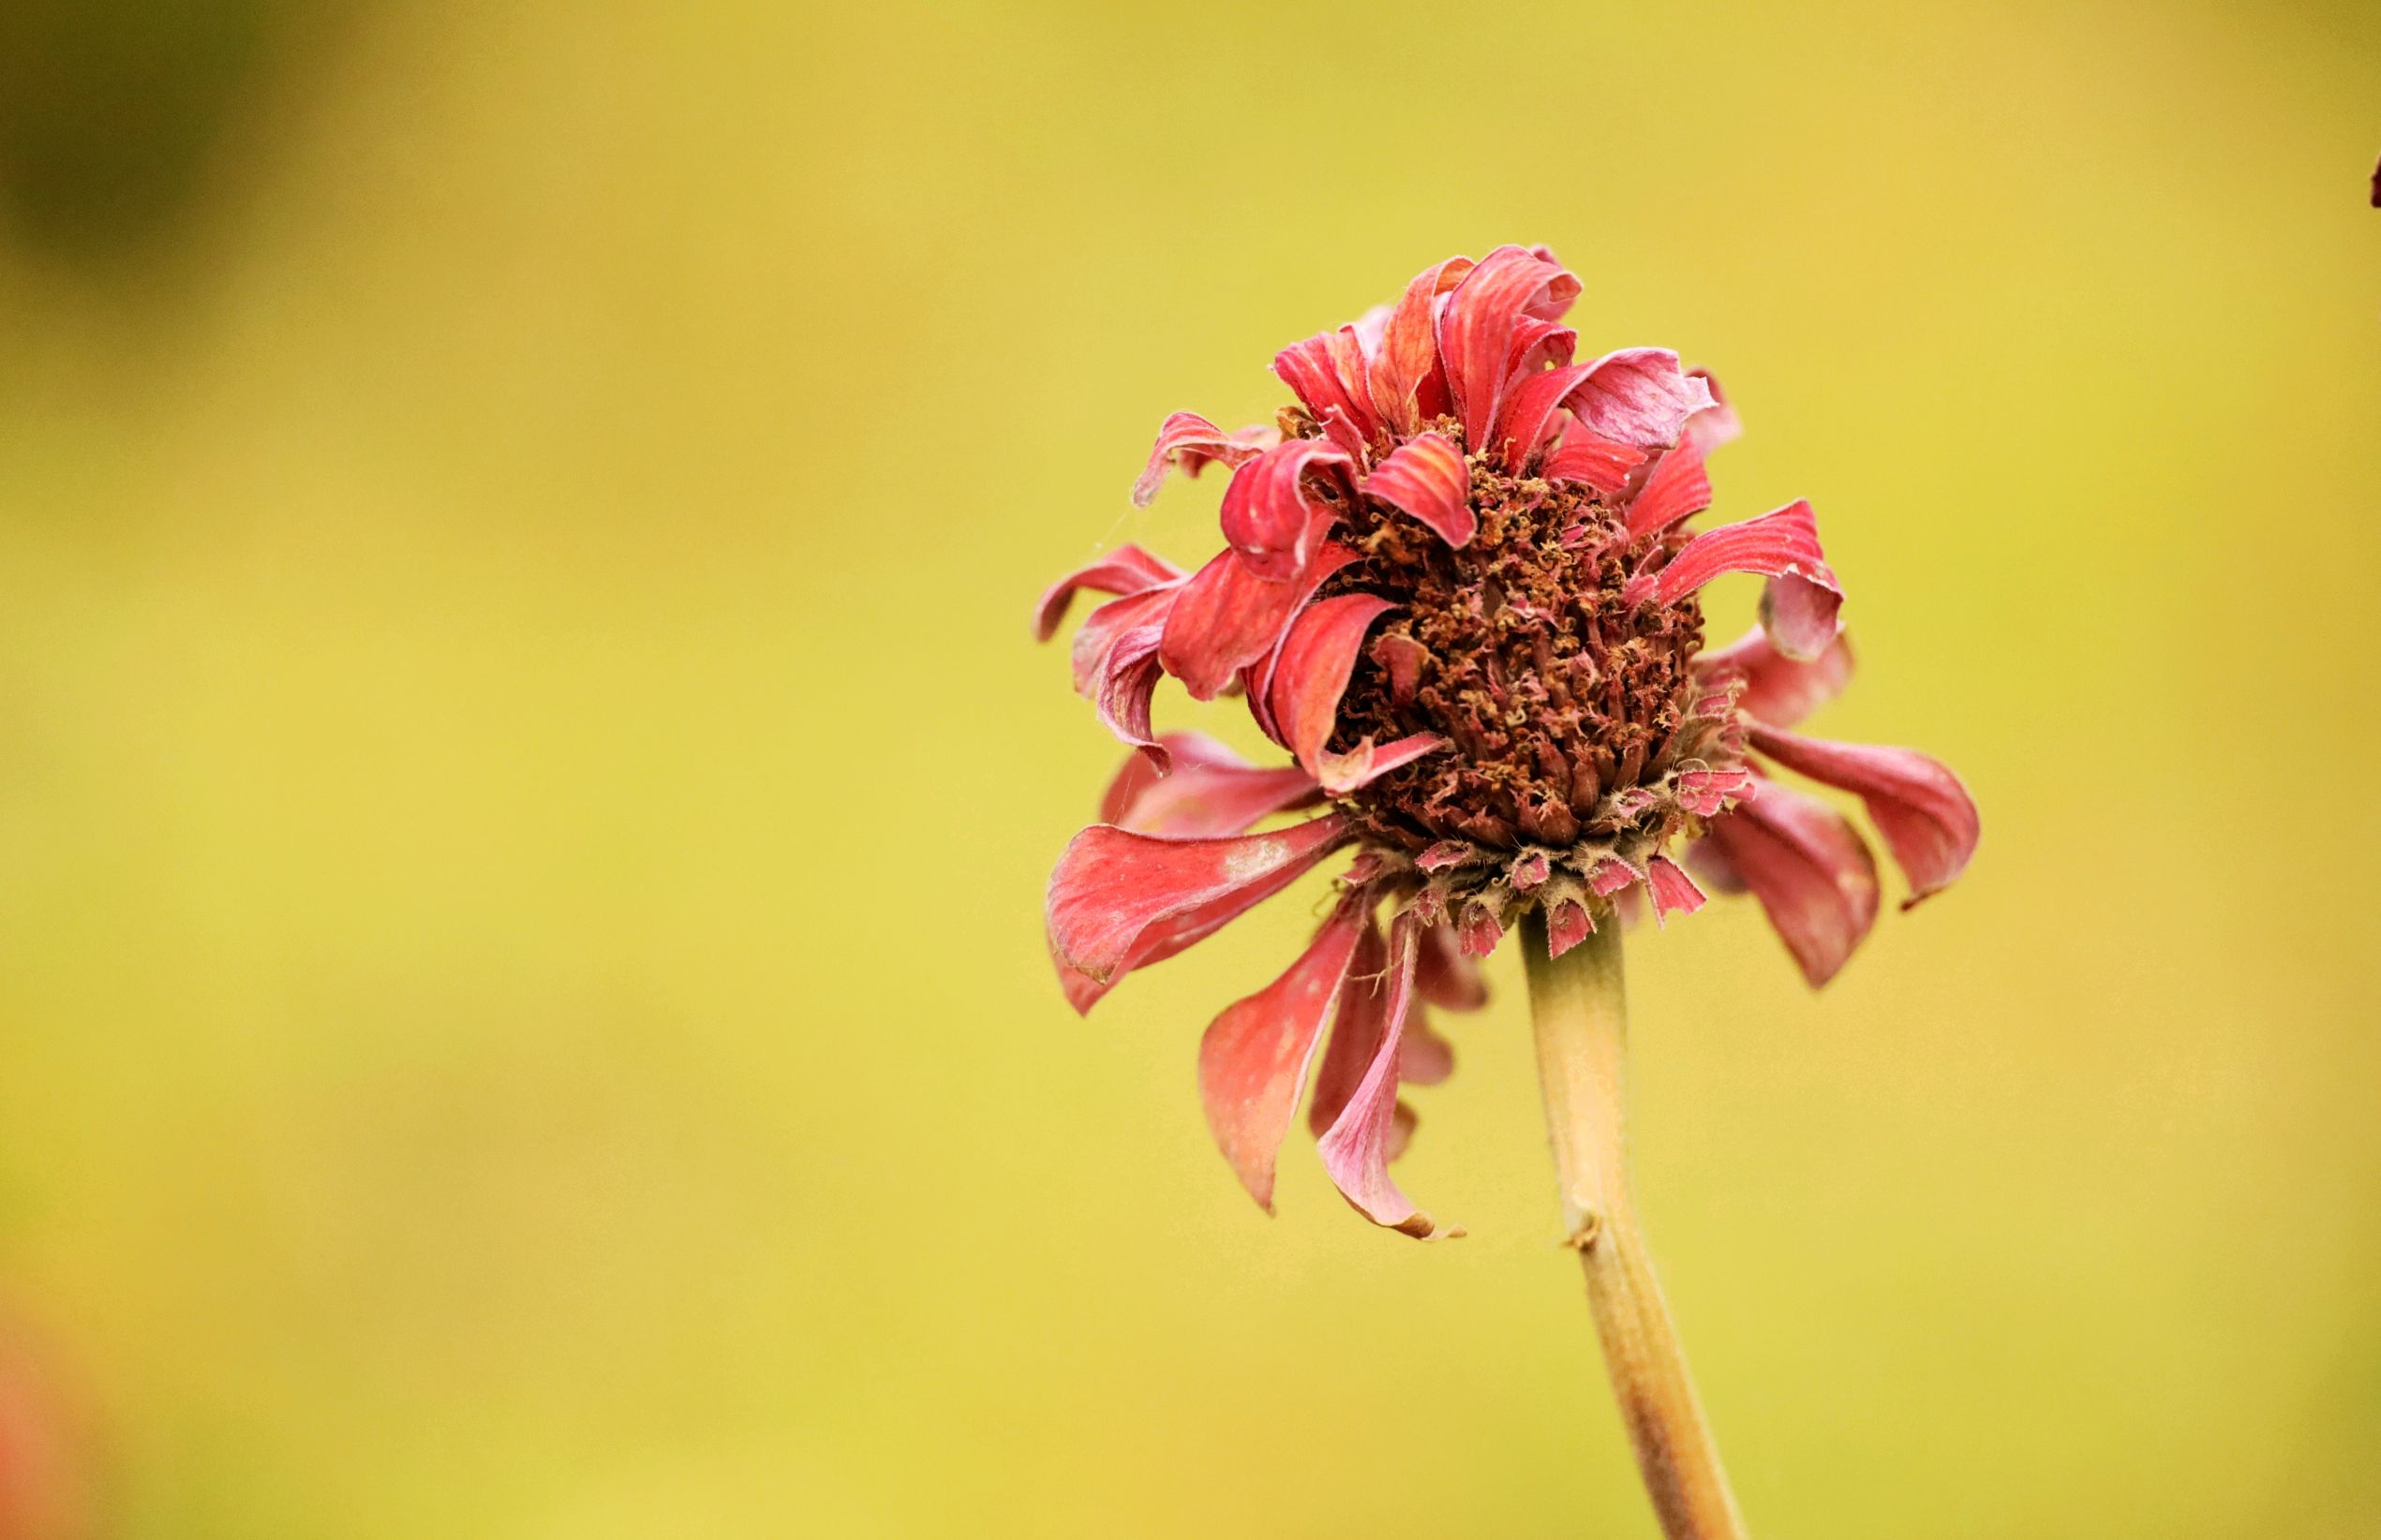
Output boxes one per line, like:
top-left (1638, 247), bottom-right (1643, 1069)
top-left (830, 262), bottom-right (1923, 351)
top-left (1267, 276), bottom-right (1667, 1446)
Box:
top-left (0, 1), bottom-right (2374, 1535)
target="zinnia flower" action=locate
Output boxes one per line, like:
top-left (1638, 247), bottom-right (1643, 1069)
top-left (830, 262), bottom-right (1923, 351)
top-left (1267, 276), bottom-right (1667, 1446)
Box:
top-left (1036, 245), bottom-right (1978, 1240)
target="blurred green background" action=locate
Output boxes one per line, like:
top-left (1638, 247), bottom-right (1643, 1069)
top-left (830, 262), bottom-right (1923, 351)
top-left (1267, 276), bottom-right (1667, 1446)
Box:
top-left (0, 1), bottom-right (2375, 1535)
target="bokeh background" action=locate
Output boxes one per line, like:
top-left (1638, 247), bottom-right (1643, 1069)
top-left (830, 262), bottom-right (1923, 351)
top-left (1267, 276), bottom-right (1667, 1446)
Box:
top-left (0, 1), bottom-right (2375, 1535)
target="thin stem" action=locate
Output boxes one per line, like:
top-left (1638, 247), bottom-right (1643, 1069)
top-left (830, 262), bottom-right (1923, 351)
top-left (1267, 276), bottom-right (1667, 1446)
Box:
top-left (1521, 909), bottom-right (1749, 1540)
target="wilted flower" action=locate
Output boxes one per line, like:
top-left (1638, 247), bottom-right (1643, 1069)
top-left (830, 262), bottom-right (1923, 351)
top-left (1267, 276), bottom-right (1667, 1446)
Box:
top-left (1036, 246), bottom-right (1977, 1238)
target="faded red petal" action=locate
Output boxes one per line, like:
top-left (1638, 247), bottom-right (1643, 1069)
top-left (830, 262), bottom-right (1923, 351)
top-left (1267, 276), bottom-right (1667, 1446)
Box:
top-left (1369, 257), bottom-right (1474, 436)
top-left (1032, 545), bottom-right (1185, 643)
top-left (1198, 893), bottom-right (1369, 1211)
top-left (1159, 528), bottom-right (1358, 700)
top-left (1747, 723), bottom-right (1979, 907)
top-left (1702, 783), bottom-right (1880, 987)
top-left (1696, 625), bottom-right (1854, 729)
top-left (1133, 412), bottom-right (1276, 508)
top-left (1634, 498), bottom-right (1843, 661)
top-left (1623, 439), bottom-right (1713, 540)
top-left (1399, 1007), bottom-right (1455, 1087)
top-left (1097, 733), bottom-right (1320, 838)
top-left (1308, 916), bottom-right (1387, 1139)
top-left (1273, 329), bottom-right (1379, 454)
top-left (1218, 439), bottom-right (1353, 581)
top-left (1683, 368), bottom-right (1741, 454)
top-left (1675, 765), bottom-right (1756, 817)
top-left (1541, 411), bottom-right (1648, 495)
top-left (1362, 432), bottom-right (1475, 546)
top-left (1269, 593), bottom-right (1425, 792)
top-left (1437, 245), bottom-right (1579, 450)
top-left (1645, 855), bottom-right (1707, 926)
top-left (1545, 897), bottom-right (1595, 957)
top-left (1488, 360), bottom-right (1597, 469)
top-left (1315, 911), bottom-right (1451, 1238)
top-left (1047, 814), bottom-right (1351, 1007)
top-left (1414, 921), bottom-right (1488, 1011)
top-left (1457, 901), bottom-right (1503, 957)
top-left (1563, 348), bottom-right (1717, 449)
top-left (1068, 586), bottom-right (1180, 765)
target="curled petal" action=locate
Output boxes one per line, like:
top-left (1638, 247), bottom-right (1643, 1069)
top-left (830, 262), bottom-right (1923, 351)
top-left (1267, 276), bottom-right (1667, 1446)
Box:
top-left (1033, 545), bottom-right (1185, 643)
top-left (1047, 814), bottom-right (1351, 1008)
top-left (1457, 902), bottom-right (1503, 957)
top-left (1414, 922), bottom-right (1488, 1011)
top-left (1645, 856), bottom-right (1708, 926)
top-left (1542, 412), bottom-right (1648, 495)
top-left (1747, 724), bottom-right (1979, 907)
top-left (1314, 731), bottom-right (1447, 795)
top-left (1702, 784), bottom-right (1880, 987)
top-left (1675, 765), bottom-right (1756, 817)
top-left (1097, 733), bottom-right (1320, 838)
top-left (1564, 348), bottom-right (1718, 449)
top-left (1316, 912), bottom-right (1451, 1238)
top-left (1069, 587), bottom-right (1180, 765)
top-left (1368, 257), bottom-right (1474, 435)
top-left (1696, 625), bottom-right (1854, 730)
top-left (1198, 893), bottom-right (1370, 1211)
top-left (1363, 433), bottom-right (1475, 546)
top-left (1399, 1008), bottom-right (1455, 1087)
top-left (1273, 330), bottom-right (1379, 452)
top-left (1683, 368), bottom-right (1741, 454)
top-left (1133, 412), bottom-right (1275, 508)
top-left (1269, 594), bottom-right (1402, 792)
top-left (1489, 361), bottom-right (1597, 469)
top-left (1437, 245), bottom-right (1579, 450)
top-left (1218, 439), bottom-right (1353, 581)
top-left (1633, 499), bottom-right (1843, 661)
top-left (1309, 917), bottom-right (1388, 1138)
top-left (1623, 439), bottom-right (1712, 540)
top-left (1159, 528), bottom-right (1358, 700)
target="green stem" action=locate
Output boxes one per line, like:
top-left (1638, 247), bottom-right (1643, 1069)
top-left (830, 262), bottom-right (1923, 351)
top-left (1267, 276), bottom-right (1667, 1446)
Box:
top-left (1521, 909), bottom-right (1749, 1540)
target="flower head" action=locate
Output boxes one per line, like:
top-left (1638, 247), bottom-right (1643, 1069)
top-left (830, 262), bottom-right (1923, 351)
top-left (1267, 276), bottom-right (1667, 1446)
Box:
top-left (1036, 246), bottom-right (1979, 1237)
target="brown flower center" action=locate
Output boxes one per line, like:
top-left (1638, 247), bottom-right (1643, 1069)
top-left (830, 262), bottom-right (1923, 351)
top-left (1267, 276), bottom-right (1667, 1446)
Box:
top-left (1327, 438), bottom-right (1713, 861)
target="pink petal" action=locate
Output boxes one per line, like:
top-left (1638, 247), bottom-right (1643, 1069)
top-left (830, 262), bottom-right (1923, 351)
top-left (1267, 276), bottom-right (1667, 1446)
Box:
top-left (1633, 499), bottom-right (1843, 661)
top-left (1362, 433), bottom-right (1475, 546)
top-left (1133, 412), bottom-right (1276, 508)
top-left (1564, 348), bottom-right (1718, 449)
top-left (1198, 894), bottom-right (1370, 1211)
top-left (1398, 1007), bottom-right (1456, 1087)
top-left (1268, 593), bottom-right (1403, 792)
top-left (1436, 245), bottom-right (1579, 451)
top-left (1545, 897), bottom-right (1596, 957)
top-left (1701, 784), bottom-right (1880, 987)
top-left (1273, 329), bottom-right (1379, 452)
top-left (1487, 361), bottom-right (1598, 469)
top-left (1541, 412), bottom-right (1649, 495)
top-left (1414, 922), bottom-right (1488, 1011)
top-left (1747, 724), bottom-right (1979, 907)
top-left (1315, 911), bottom-right (1451, 1237)
top-left (1308, 916), bottom-right (1388, 1138)
top-left (1096, 733), bottom-right (1321, 838)
top-left (1645, 855), bottom-right (1708, 926)
top-left (1158, 529), bottom-right (1358, 700)
top-left (1457, 901), bottom-right (1503, 957)
top-left (1368, 257), bottom-right (1474, 436)
top-left (1312, 731), bottom-right (1447, 795)
top-left (1696, 625), bottom-right (1855, 730)
top-left (1217, 439), bottom-right (1353, 581)
top-left (1032, 545), bottom-right (1186, 643)
top-left (1047, 814), bottom-right (1351, 1007)
top-left (1068, 586), bottom-right (1180, 765)
top-left (1622, 439), bottom-right (1713, 540)
top-left (1675, 765), bottom-right (1757, 817)
top-left (1682, 368), bottom-right (1741, 454)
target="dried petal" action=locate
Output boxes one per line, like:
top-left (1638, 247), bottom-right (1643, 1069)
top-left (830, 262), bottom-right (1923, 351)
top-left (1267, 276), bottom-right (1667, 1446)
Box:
top-left (1097, 733), bottom-right (1320, 838)
top-left (1541, 411), bottom-right (1648, 494)
top-left (1563, 348), bottom-right (1717, 449)
top-left (1362, 433), bottom-right (1475, 547)
top-left (1436, 245), bottom-right (1579, 450)
top-left (1198, 894), bottom-right (1369, 1210)
top-left (1047, 814), bottom-right (1351, 1007)
top-left (1133, 412), bottom-right (1275, 508)
top-left (1218, 439), bottom-right (1353, 581)
top-left (1645, 855), bottom-right (1707, 926)
top-left (1696, 625), bottom-right (1854, 729)
top-left (1158, 529), bottom-right (1358, 700)
top-left (1368, 257), bottom-right (1474, 435)
top-left (1701, 783), bottom-right (1880, 987)
top-left (1623, 439), bottom-right (1713, 540)
top-left (1747, 723), bottom-right (1979, 906)
top-left (1315, 912), bottom-right (1452, 1237)
top-left (1032, 545), bottom-right (1185, 643)
top-left (1414, 922), bottom-right (1488, 1011)
top-left (1633, 498), bottom-right (1843, 661)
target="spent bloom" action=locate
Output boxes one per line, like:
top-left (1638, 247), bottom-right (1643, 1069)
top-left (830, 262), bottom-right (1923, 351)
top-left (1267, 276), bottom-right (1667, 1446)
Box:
top-left (1036, 246), bottom-right (1978, 1237)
